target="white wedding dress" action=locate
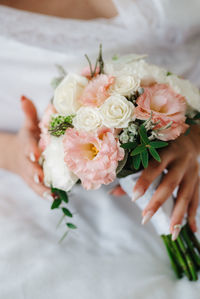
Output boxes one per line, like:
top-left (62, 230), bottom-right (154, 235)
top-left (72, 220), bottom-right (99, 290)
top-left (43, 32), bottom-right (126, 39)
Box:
top-left (0, 1), bottom-right (200, 298)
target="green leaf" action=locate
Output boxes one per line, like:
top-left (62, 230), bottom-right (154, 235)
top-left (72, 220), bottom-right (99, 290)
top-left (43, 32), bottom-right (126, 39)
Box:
top-left (116, 150), bottom-right (128, 174)
top-left (120, 141), bottom-right (137, 149)
top-left (131, 144), bottom-right (146, 156)
top-left (62, 207), bottom-right (73, 217)
top-left (149, 141), bottom-right (168, 149)
top-left (66, 223), bottom-right (77, 229)
top-left (149, 147), bottom-right (161, 162)
top-left (139, 125), bottom-right (149, 144)
top-left (184, 128), bottom-right (191, 136)
top-left (194, 112), bottom-right (200, 120)
top-left (58, 190), bottom-right (69, 203)
top-left (166, 71), bottom-right (173, 76)
top-left (51, 198), bottom-right (62, 210)
top-left (132, 154), bottom-right (141, 170)
top-left (186, 118), bottom-right (196, 125)
top-left (141, 149), bottom-right (149, 168)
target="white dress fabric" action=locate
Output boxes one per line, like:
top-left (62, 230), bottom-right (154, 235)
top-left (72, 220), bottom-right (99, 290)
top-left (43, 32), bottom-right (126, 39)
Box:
top-left (0, 1), bottom-right (200, 298)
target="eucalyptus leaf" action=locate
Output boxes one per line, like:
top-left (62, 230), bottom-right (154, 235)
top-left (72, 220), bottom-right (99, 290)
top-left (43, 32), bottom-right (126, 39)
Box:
top-left (58, 190), bottom-right (69, 203)
top-left (132, 154), bottom-right (141, 170)
top-left (131, 144), bottom-right (146, 156)
top-left (62, 207), bottom-right (73, 218)
top-left (116, 151), bottom-right (128, 174)
top-left (149, 147), bottom-right (161, 162)
top-left (141, 149), bottom-right (149, 168)
top-left (51, 198), bottom-right (62, 210)
top-left (66, 223), bottom-right (77, 229)
top-left (139, 125), bottom-right (149, 144)
top-left (120, 141), bottom-right (137, 149)
top-left (149, 141), bottom-right (168, 149)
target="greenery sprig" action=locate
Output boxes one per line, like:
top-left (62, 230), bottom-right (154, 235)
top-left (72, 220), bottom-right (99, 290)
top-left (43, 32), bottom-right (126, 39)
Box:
top-left (51, 64), bottom-right (67, 89)
top-left (49, 115), bottom-right (74, 137)
top-left (121, 124), bottom-right (168, 171)
top-left (84, 44), bottom-right (105, 78)
top-left (51, 187), bottom-right (77, 242)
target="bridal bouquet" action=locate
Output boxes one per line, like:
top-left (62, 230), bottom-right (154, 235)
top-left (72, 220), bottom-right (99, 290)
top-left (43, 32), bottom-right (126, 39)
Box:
top-left (39, 46), bottom-right (200, 280)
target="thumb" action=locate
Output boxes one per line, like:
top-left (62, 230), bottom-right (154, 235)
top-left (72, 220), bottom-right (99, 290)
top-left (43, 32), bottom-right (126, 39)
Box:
top-left (21, 95), bottom-right (39, 130)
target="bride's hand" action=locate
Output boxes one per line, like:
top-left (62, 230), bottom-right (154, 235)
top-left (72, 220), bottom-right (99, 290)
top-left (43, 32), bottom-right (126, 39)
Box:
top-left (132, 130), bottom-right (199, 238)
top-left (10, 96), bottom-right (51, 199)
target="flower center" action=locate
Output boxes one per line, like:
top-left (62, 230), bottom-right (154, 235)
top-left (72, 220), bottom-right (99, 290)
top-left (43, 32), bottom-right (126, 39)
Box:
top-left (90, 144), bottom-right (99, 158)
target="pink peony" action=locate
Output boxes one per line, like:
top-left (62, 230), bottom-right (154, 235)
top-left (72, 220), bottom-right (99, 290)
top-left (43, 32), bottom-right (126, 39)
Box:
top-left (39, 104), bottom-right (57, 151)
top-left (81, 66), bottom-right (100, 79)
top-left (63, 127), bottom-right (124, 190)
top-left (134, 84), bottom-right (188, 141)
top-left (79, 74), bottom-right (114, 107)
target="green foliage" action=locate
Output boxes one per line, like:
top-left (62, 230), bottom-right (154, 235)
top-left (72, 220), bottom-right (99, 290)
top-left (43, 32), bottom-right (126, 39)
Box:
top-left (51, 187), bottom-right (77, 242)
top-left (141, 149), bottom-right (149, 168)
top-left (49, 115), bottom-right (74, 137)
top-left (166, 71), bottom-right (173, 76)
top-left (149, 147), bottom-right (161, 162)
top-left (84, 44), bottom-right (105, 78)
top-left (120, 141), bottom-right (137, 149)
top-left (132, 154), bottom-right (141, 170)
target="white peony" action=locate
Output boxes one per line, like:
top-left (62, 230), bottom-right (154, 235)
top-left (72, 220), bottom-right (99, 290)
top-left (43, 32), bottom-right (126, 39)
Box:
top-left (109, 75), bottom-right (141, 96)
top-left (163, 75), bottom-right (200, 112)
top-left (53, 73), bottom-right (88, 115)
top-left (43, 136), bottom-right (78, 192)
top-left (100, 95), bottom-right (135, 128)
top-left (73, 107), bottom-right (102, 131)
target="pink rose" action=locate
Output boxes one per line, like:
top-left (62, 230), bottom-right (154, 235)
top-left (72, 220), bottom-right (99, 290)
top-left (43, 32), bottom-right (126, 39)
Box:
top-left (134, 84), bottom-right (188, 141)
top-left (63, 127), bottom-right (124, 190)
top-left (39, 104), bottom-right (57, 151)
top-left (79, 74), bottom-right (114, 107)
top-left (81, 66), bottom-right (100, 79)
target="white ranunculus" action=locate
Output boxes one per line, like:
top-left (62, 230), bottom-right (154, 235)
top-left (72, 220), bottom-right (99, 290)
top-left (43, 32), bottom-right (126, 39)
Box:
top-left (53, 73), bottom-right (88, 115)
top-left (100, 95), bottom-right (135, 128)
top-left (164, 75), bottom-right (200, 112)
top-left (109, 75), bottom-right (141, 96)
top-left (43, 136), bottom-right (78, 192)
top-left (73, 107), bottom-right (102, 132)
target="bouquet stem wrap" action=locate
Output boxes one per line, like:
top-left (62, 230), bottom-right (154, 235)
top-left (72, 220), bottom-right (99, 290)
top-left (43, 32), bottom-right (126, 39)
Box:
top-left (119, 173), bottom-right (200, 280)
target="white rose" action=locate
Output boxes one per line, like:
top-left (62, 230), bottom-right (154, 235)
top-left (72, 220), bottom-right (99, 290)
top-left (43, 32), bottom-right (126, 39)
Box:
top-left (110, 75), bottom-right (141, 96)
top-left (163, 75), bottom-right (200, 112)
top-left (73, 107), bottom-right (102, 132)
top-left (100, 95), bottom-right (135, 128)
top-left (53, 73), bottom-right (88, 115)
top-left (43, 136), bottom-right (78, 192)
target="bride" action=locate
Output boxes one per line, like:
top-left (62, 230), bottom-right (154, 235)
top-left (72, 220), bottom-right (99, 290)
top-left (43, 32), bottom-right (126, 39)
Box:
top-left (0, 0), bottom-right (200, 298)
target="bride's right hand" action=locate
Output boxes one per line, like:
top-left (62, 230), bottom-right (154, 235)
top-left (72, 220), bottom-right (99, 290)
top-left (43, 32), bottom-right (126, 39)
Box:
top-left (9, 96), bottom-right (51, 199)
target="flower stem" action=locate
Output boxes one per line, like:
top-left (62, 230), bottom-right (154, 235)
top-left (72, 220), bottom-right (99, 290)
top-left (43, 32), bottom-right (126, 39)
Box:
top-left (186, 223), bottom-right (200, 255)
top-left (181, 226), bottom-right (200, 269)
top-left (161, 235), bottom-right (183, 278)
top-left (176, 235), bottom-right (198, 281)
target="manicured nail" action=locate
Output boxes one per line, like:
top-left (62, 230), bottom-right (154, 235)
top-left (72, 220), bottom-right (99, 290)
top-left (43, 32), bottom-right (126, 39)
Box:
top-left (132, 189), bottom-right (143, 202)
top-left (172, 224), bottom-right (182, 241)
top-left (21, 95), bottom-right (26, 101)
top-left (29, 152), bottom-right (36, 162)
top-left (43, 191), bottom-right (54, 202)
top-left (34, 174), bottom-right (40, 184)
top-left (141, 210), bottom-right (154, 225)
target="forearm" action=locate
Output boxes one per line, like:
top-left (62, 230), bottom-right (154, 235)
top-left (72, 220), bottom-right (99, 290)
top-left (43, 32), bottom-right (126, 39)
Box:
top-left (0, 132), bottom-right (16, 172)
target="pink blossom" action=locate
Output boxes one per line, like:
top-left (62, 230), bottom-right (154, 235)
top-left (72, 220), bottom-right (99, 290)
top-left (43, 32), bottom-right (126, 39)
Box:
top-left (63, 127), bottom-right (124, 190)
top-left (134, 84), bottom-right (188, 141)
top-left (39, 104), bottom-right (57, 151)
top-left (79, 74), bottom-right (114, 107)
top-left (81, 66), bottom-right (100, 79)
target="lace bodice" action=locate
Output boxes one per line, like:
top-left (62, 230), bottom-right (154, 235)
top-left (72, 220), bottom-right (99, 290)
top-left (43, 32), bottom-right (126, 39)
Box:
top-left (0, 0), bottom-right (200, 131)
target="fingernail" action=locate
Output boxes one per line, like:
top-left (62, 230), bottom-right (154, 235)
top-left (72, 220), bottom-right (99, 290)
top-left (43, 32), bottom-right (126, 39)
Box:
top-left (29, 152), bottom-right (36, 162)
top-left (141, 210), bottom-right (154, 225)
top-left (21, 95), bottom-right (26, 102)
top-left (132, 189), bottom-right (143, 202)
top-left (34, 174), bottom-right (40, 184)
top-left (43, 191), bottom-right (54, 202)
top-left (172, 224), bottom-right (182, 241)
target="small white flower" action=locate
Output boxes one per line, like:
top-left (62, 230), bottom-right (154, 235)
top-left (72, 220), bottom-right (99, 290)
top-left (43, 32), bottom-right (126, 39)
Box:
top-left (110, 75), bottom-right (141, 97)
top-left (43, 136), bottom-right (78, 192)
top-left (73, 107), bottom-right (102, 132)
top-left (100, 95), bottom-right (135, 128)
top-left (53, 73), bottom-right (88, 115)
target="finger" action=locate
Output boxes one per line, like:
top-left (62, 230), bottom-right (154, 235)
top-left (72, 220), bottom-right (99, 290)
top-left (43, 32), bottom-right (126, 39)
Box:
top-left (132, 148), bottom-right (173, 202)
top-left (110, 185), bottom-right (126, 196)
top-left (188, 177), bottom-right (199, 232)
top-left (141, 163), bottom-right (185, 225)
top-left (26, 177), bottom-right (52, 200)
top-left (21, 95), bottom-right (39, 131)
top-left (170, 168), bottom-right (198, 240)
top-left (25, 137), bottom-right (41, 162)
